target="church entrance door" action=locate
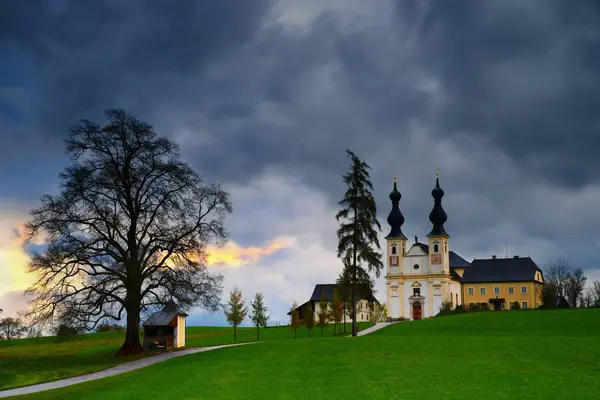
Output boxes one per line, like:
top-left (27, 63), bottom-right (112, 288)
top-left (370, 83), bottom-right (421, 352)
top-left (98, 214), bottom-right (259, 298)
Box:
top-left (412, 302), bottom-right (422, 320)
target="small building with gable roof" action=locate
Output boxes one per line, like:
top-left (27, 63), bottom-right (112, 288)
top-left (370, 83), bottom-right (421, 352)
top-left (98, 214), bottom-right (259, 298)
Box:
top-left (143, 300), bottom-right (188, 349)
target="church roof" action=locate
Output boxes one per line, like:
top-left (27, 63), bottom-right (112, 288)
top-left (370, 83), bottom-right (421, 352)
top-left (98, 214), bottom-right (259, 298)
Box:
top-left (461, 256), bottom-right (542, 283)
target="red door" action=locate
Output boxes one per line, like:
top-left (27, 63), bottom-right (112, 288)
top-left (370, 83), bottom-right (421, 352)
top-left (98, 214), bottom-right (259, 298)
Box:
top-left (413, 302), bottom-right (422, 320)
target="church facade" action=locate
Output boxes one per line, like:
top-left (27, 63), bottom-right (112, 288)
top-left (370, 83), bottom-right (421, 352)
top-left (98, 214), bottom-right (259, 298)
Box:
top-left (384, 173), bottom-right (544, 320)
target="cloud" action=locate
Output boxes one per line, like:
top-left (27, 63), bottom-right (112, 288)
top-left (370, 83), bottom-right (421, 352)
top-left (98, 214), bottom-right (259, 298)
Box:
top-left (206, 237), bottom-right (295, 268)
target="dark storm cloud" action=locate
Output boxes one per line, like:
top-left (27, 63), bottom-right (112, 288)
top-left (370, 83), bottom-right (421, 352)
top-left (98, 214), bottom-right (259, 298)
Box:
top-left (2, 0), bottom-right (600, 267)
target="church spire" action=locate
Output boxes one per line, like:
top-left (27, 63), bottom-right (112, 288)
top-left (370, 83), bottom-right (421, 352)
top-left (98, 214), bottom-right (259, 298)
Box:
top-left (427, 169), bottom-right (449, 237)
top-left (385, 177), bottom-right (407, 239)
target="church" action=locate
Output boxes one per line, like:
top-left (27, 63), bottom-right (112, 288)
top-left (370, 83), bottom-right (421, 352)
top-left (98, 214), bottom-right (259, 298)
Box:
top-left (385, 173), bottom-right (545, 320)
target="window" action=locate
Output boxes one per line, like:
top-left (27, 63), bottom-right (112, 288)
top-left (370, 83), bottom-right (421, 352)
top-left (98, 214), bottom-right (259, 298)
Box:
top-left (509, 302), bottom-right (514, 308)
top-left (494, 287), bottom-right (500, 295)
top-left (392, 289), bottom-right (398, 297)
top-left (413, 288), bottom-right (421, 296)
top-left (450, 292), bottom-right (453, 306)
top-left (392, 246), bottom-right (397, 255)
top-left (521, 286), bottom-right (527, 294)
top-left (367, 314), bottom-right (369, 321)
top-left (480, 287), bottom-right (486, 295)
top-left (508, 286), bottom-right (514, 295)
top-left (456, 293), bottom-right (458, 305)
top-left (501, 303), bottom-right (505, 309)
top-left (445, 242), bottom-right (448, 252)
top-left (522, 302), bottom-right (528, 309)
top-left (413, 264), bottom-right (419, 270)
top-left (468, 287), bottom-right (474, 295)
top-left (434, 244), bottom-right (439, 253)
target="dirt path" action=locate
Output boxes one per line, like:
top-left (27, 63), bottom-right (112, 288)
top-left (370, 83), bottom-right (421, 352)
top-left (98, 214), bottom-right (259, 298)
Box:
top-left (0, 343), bottom-right (255, 398)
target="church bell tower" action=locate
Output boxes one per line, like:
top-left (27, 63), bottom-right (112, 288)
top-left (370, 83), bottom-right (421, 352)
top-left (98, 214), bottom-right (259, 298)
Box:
top-left (385, 177), bottom-right (407, 274)
top-left (427, 170), bottom-right (450, 275)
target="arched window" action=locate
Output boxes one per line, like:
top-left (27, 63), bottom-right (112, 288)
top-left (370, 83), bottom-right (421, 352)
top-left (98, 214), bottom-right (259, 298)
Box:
top-left (445, 243), bottom-right (448, 253)
top-left (392, 246), bottom-right (397, 255)
top-left (434, 244), bottom-right (439, 253)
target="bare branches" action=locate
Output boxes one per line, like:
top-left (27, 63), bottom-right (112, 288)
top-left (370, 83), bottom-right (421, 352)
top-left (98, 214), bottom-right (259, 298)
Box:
top-left (23, 110), bottom-right (231, 351)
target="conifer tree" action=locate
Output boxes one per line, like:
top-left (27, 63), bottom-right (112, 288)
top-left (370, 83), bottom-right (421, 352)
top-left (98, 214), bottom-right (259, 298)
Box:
top-left (317, 289), bottom-right (329, 338)
top-left (224, 287), bottom-right (247, 342)
top-left (336, 149), bottom-right (383, 336)
top-left (330, 289), bottom-right (343, 336)
top-left (249, 293), bottom-right (269, 341)
top-left (290, 303), bottom-right (302, 339)
top-left (303, 303), bottom-right (315, 337)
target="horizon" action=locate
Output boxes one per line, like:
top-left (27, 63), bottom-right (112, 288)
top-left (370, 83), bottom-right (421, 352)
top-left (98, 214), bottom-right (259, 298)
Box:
top-left (2, 0), bottom-right (600, 326)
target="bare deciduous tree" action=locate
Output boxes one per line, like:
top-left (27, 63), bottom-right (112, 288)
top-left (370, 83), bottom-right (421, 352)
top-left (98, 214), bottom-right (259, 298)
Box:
top-left (0, 317), bottom-right (27, 340)
top-left (565, 268), bottom-right (587, 308)
top-left (24, 109), bottom-right (231, 355)
top-left (544, 258), bottom-right (572, 297)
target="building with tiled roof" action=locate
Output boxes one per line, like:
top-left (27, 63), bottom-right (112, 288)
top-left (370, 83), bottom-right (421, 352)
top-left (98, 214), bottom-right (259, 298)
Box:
top-left (384, 173), bottom-right (544, 320)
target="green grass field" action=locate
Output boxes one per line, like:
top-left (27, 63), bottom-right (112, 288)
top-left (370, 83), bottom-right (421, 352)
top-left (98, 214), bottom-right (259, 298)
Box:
top-left (0, 322), bottom-right (371, 391)
top-left (12, 309), bottom-right (600, 400)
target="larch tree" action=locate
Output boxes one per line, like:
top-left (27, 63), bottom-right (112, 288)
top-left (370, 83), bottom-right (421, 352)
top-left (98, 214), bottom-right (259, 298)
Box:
top-left (249, 292), bottom-right (269, 341)
top-left (224, 287), bottom-right (248, 342)
top-left (303, 303), bottom-right (315, 337)
top-left (335, 150), bottom-right (383, 337)
top-left (317, 289), bottom-right (328, 338)
top-left (23, 109), bottom-right (231, 355)
top-left (289, 302), bottom-right (302, 339)
top-left (330, 289), bottom-right (343, 336)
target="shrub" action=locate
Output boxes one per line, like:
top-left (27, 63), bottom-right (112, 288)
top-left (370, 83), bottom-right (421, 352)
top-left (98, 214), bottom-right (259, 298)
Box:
top-left (541, 283), bottom-right (557, 309)
top-left (55, 324), bottom-right (82, 341)
top-left (511, 301), bottom-right (521, 310)
top-left (95, 323), bottom-right (125, 333)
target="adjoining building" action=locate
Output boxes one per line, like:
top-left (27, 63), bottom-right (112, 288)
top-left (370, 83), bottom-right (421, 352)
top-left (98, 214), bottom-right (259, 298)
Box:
top-left (288, 283), bottom-right (379, 323)
top-left (384, 173), bottom-right (544, 320)
top-left (143, 300), bottom-right (188, 349)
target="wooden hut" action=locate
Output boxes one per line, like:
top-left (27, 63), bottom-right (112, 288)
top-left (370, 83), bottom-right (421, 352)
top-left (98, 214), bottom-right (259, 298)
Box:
top-left (143, 300), bottom-right (188, 349)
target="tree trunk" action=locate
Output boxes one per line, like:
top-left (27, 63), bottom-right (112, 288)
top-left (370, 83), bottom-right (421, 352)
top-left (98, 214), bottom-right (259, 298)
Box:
top-left (256, 325), bottom-right (259, 341)
top-left (344, 304), bottom-right (347, 333)
top-left (234, 324), bottom-right (237, 342)
top-left (116, 292), bottom-right (145, 356)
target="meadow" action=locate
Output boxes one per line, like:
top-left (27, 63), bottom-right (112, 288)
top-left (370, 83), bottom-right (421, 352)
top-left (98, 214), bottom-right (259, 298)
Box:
top-left (0, 322), bottom-right (371, 391)
top-left (10, 309), bottom-right (600, 400)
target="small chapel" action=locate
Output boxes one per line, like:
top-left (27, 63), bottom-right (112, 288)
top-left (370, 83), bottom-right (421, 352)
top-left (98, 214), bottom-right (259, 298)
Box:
top-left (385, 172), bottom-right (545, 320)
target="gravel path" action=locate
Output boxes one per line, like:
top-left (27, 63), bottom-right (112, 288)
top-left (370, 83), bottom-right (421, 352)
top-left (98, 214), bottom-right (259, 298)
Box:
top-left (350, 321), bottom-right (399, 337)
top-left (0, 343), bottom-right (255, 398)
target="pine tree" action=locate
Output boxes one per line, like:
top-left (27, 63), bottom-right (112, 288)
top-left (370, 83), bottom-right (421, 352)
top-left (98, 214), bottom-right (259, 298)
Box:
top-left (336, 149), bottom-right (383, 336)
top-left (224, 287), bottom-right (248, 342)
top-left (317, 289), bottom-right (328, 338)
top-left (303, 303), bottom-right (315, 337)
top-left (249, 293), bottom-right (269, 341)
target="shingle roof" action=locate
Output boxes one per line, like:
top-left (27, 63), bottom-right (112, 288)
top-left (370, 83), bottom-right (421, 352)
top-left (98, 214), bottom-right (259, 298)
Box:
top-left (309, 284), bottom-right (377, 303)
top-left (449, 251), bottom-right (470, 268)
top-left (143, 300), bottom-right (188, 327)
top-left (460, 256), bottom-right (542, 283)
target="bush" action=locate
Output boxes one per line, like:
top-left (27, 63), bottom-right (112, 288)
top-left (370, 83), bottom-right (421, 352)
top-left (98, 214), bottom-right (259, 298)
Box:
top-left (541, 283), bottom-right (557, 309)
top-left (95, 323), bottom-right (124, 333)
top-left (511, 301), bottom-right (521, 310)
top-left (55, 324), bottom-right (82, 341)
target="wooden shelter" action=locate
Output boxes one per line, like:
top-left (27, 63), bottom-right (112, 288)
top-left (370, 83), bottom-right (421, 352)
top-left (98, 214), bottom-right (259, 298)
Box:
top-left (143, 300), bottom-right (188, 349)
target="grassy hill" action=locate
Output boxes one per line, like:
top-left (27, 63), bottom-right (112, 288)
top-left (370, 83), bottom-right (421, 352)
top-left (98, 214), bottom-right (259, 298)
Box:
top-left (13, 309), bottom-right (600, 400)
top-left (0, 322), bottom-right (372, 391)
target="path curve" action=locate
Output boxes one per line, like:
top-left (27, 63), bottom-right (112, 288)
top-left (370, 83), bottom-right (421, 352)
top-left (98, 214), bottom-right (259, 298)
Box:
top-left (0, 343), bottom-right (255, 398)
top-left (349, 321), bottom-right (399, 337)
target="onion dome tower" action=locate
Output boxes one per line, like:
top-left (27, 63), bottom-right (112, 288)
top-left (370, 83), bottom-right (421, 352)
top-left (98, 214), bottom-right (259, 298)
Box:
top-left (427, 169), bottom-right (449, 238)
top-left (385, 177), bottom-right (407, 240)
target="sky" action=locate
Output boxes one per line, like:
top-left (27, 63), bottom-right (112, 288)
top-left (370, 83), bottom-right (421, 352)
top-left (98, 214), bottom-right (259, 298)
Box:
top-left (2, 0), bottom-right (600, 326)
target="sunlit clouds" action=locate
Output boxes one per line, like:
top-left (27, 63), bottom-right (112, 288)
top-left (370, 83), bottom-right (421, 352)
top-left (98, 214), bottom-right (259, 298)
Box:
top-left (206, 237), bottom-right (295, 268)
